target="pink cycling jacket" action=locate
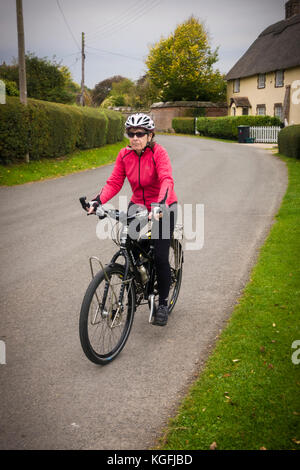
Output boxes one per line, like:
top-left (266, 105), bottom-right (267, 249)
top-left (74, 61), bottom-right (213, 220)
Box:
top-left (96, 143), bottom-right (177, 212)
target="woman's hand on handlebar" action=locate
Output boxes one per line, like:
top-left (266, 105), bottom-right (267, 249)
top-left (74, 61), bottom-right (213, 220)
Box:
top-left (88, 202), bottom-right (106, 219)
top-left (79, 196), bottom-right (104, 216)
top-left (87, 202), bottom-right (98, 214)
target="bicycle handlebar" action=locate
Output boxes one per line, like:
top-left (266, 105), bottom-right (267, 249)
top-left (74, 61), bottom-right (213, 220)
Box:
top-left (79, 196), bottom-right (148, 222)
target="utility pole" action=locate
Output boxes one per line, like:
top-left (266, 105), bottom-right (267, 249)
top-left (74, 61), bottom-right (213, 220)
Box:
top-left (80, 32), bottom-right (85, 106)
top-left (16, 0), bottom-right (29, 162)
top-left (16, 0), bottom-right (27, 105)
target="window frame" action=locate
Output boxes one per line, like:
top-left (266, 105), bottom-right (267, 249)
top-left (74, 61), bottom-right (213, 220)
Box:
top-left (233, 79), bottom-right (240, 93)
top-left (275, 70), bottom-right (284, 88)
top-left (257, 73), bottom-right (266, 89)
top-left (274, 103), bottom-right (283, 120)
top-left (256, 104), bottom-right (266, 116)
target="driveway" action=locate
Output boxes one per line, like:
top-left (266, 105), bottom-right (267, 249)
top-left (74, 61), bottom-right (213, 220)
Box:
top-left (0, 135), bottom-right (287, 449)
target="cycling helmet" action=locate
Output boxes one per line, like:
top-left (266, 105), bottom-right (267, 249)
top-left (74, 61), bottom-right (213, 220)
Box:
top-left (125, 113), bottom-right (155, 131)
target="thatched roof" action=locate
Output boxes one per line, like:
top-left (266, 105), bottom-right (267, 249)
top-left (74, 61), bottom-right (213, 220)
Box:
top-left (226, 14), bottom-right (300, 80)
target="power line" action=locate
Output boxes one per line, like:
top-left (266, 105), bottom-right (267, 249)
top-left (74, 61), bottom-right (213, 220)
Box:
top-left (68, 56), bottom-right (80, 70)
top-left (86, 0), bottom-right (147, 39)
top-left (86, 0), bottom-right (162, 43)
top-left (85, 47), bottom-right (143, 62)
top-left (87, 1), bottom-right (160, 43)
top-left (56, 0), bottom-right (81, 51)
top-left (60, 51), bottom-right (81, 59)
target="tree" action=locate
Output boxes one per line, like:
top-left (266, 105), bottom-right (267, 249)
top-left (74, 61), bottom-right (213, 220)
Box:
top-left (91, 75), bottom-right (126, 106)
top-left (146, 16), bottom-right (226, 102)
top-left (133, 75), bottom-right (159, 109)
top-left (0, 53), bottom-right (78, 104)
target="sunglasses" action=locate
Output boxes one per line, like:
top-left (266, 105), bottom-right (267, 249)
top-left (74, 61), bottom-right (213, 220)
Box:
top-left (127, 131), bottom-right (148, 138)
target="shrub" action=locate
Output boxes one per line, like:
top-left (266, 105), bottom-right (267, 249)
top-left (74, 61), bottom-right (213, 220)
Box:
top-left (2, 79), bottom-right (19, 96)
top-left (76, 107), bottom-right (107, 150)
top-left (27, 99), bottom-right (82, 159)
top-left (0, 97), bottom-right (125, 163)
top-left (172, 117), bottom-right (195, 134)
top-left (103, 109), bottom-right (125, 144)
top-left (0, 97), bottom-right (29, 163)
top-left (196, 115), bottom-right (281, 140)
top-left (278, 125), bottom-right (300, 159)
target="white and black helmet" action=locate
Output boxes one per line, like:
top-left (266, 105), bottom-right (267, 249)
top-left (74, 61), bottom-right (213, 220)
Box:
top-left (125, 113), bottom-right (155, 131)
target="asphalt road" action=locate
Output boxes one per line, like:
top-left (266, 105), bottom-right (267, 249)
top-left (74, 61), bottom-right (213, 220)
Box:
top-left (0, 136), bottom-right (287, 450)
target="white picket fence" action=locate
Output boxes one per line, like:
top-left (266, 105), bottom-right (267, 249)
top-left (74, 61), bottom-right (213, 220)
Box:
top-left (249, 126), bottom-right (281, 143)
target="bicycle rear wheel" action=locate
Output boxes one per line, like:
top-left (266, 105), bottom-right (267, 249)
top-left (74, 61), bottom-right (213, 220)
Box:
top-left (168, 238), bottom-right (183, 314)
top-left (79, 263), bottom-right (135, 365)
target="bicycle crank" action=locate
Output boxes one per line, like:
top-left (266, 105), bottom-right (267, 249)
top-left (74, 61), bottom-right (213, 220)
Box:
top-left (148, 294), bottom-right (156, 324)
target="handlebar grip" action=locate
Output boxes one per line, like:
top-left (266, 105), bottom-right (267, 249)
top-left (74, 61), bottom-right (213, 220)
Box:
top-left (79, 196), bottom-right (90, 210)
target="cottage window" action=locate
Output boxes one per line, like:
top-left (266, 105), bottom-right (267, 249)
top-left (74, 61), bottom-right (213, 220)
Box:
top-left (275, 70), bottom-right (284, 87)
top-left (258, 74), bottom-right (266, 89)
top-left (233, 79), bottom-right (240, 93)
top-left (274, 103), bottom-right (283, 121)
top-left (242, 107), bottom-right (249, 116)
top-left (257, 105), bottom-right (266, 116)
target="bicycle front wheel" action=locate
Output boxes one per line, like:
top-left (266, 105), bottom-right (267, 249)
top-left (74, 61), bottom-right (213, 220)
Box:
top-left (79, 263), bottom-right (135, 365)
top-left (168, 238), bottom-right (183, 314)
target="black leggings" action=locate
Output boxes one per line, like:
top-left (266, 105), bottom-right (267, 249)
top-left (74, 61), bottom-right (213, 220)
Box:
top-left (128, 202), bottom-right (177, 306)
top-left (151, 204), bottom-right (177, 305)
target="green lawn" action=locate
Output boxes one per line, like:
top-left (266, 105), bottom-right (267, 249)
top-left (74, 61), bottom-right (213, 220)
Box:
top-left (155, 153), bottom-right (300, 450)
top-left (0, 138), bottom-right (129, 186)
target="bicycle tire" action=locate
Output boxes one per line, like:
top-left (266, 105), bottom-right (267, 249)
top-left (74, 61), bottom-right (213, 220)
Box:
top-left (168, 239), bottom-right (183, 314)
top-left (79, 263), bottom-right (136, 365)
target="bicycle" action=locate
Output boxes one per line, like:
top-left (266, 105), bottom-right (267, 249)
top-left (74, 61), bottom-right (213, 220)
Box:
top-left (78, 197), bottom-right (184, 365)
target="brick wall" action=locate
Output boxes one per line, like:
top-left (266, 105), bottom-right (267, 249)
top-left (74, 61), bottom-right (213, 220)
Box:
top-left (206, 107), bottom-right (228, 117)
top-left (150, 105), bottom-right (228, 132)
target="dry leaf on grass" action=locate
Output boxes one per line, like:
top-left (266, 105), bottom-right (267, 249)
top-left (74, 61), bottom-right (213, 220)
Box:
top-left (210, 441), bottom-right (217, 450)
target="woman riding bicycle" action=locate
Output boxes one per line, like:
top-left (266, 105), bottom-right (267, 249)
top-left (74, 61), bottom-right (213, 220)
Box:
top-left (86, 113), bottom-right (178, 326)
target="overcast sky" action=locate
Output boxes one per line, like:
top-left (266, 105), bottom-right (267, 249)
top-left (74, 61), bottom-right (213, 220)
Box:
top-left (0, 0), bottom-right (285, 89)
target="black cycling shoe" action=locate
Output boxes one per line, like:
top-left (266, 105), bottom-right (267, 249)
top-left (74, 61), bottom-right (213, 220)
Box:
top-left (152, 304), bottom-right (168, 326)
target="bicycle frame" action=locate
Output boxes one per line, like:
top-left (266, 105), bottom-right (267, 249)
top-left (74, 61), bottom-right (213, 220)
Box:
top-left (110, 230), bottom-right (156, 306)
top-left (85, 209), bottom-right (156, 322)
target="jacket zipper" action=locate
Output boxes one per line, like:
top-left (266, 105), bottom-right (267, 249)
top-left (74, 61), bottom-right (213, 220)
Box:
top-left (138, 153), bottom-right (146, 207)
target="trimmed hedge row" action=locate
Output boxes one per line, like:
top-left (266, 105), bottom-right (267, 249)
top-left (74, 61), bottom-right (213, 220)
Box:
top-left (197, 116), bottom-right (281, 140)
top-left (172, 115), bottom-right (281, 140)
top-left (0, 97), bottom-right (125, 163)
top-left (172, 117), bottom-right (195, 134)
top-left (104, 109), bottom-right (125, 144)
top-left (278, 125), bottom-right (300, 159)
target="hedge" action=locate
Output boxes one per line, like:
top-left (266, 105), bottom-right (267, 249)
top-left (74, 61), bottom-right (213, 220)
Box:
top-left (172, 117), bottom-right (195, 134)
top-left (104, 109), bottom-right (125, 144)
top-left (172, 115), bottom-right (282, 140)
top-left (278, 125), bottom-right (300, 159)
top-left (196, 115), bottom-right (281, 140)
top-left (0, 97), bottom-right (124, 163)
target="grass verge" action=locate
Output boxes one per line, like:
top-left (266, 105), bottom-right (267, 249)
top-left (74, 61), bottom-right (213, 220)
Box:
top-left (156, 153), bottom-right (300, 450)
top-left (0, 138), bottom-right (129, 186)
